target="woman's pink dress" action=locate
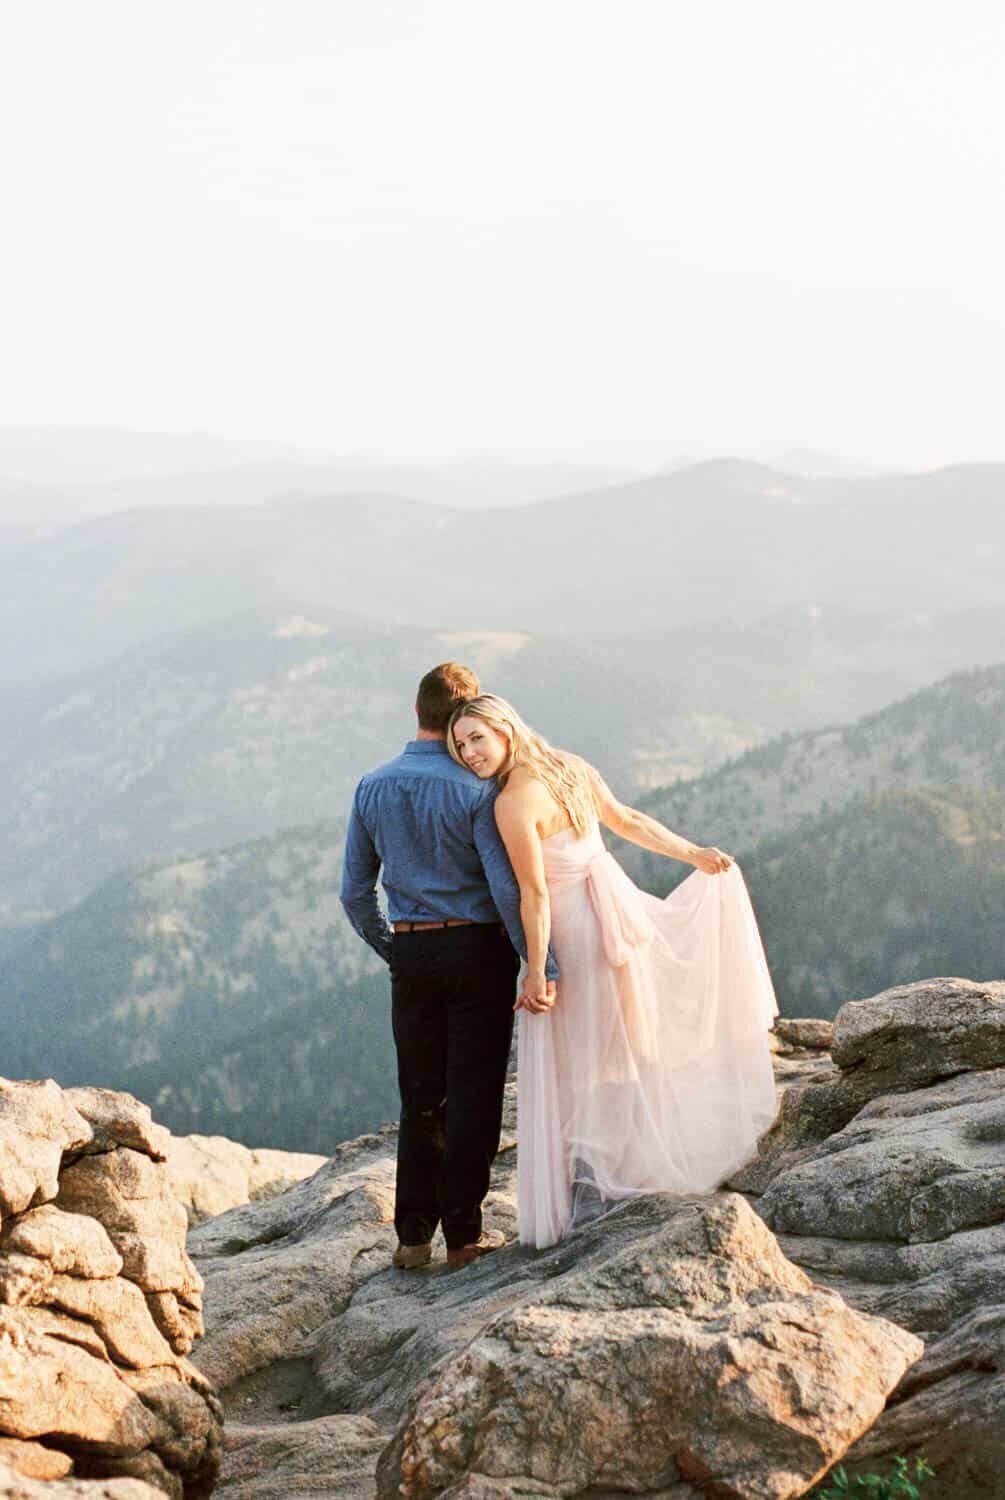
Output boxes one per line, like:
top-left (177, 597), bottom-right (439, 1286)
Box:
top-left (517, 826), bottom-right (779, 1248)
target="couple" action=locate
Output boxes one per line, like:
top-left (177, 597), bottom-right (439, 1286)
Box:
top-left (340, 662), bottom-right (778, 1267)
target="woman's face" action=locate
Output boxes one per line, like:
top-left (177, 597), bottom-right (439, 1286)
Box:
top-left (451, 715), bottom-right (510, 778)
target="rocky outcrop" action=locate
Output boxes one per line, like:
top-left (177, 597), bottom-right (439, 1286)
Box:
top-left (163, 1136), bottom-right (326, 1226)
top-left (10, 977), bottom-right (1005, 1499)
top-left (733, 977), bottom-right (1005, 1194)
top-left (378, 1195), bottom-right (920, 1500)
top-left (0, 1081), bottom-right (222, 1499)
top-left (219, 1416), bottom-right (385, 1500)
top-left (0, 1460), bottom-right (163, 1498)
top-left (768, 1017), bottom-right (836, 1095)
top-left (735, 977), bottom-right (1005, 1497)
top-left (189, 1074), bottom-right (918, 1500)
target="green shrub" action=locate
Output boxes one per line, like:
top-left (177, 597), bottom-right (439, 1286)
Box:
top-left (813, 1456), bottom-right (935, 1499)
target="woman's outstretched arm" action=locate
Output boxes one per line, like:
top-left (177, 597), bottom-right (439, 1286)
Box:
top-left (586, 763), bottom-right (733, 874)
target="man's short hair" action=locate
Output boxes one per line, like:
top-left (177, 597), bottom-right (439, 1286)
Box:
top-left (416, 662), bottom-right (481, 733)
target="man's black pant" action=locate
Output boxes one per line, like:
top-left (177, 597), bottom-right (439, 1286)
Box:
top-left (390, 923), bottom-right (519, 1250)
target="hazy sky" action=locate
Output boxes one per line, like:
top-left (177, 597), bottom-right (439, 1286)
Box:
top-left (3, 0), bottom-right (1004, 467)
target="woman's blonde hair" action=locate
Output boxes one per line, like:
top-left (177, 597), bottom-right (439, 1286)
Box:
top-left (447, 694), bottom-right (599, 837)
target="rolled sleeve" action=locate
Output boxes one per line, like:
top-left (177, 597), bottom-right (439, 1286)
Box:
top-left (340, 793), bottom-right (393, 965)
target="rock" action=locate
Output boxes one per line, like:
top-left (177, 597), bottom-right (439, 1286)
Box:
top-left (376, 1195), bottom-right (921, 1500)
top-left (0, 1080), bottom-right (92, 1219)
top-left (7, 982), bottom-right (962, 1499)
top-left (0, 1081), bottom-right (222, 1498)
top-left (191, 1113), bottom-right (918, 1500)
top-left (163, 1135), bottom-right (326, 1227)
top-left (726, 1059), bottom-right (842, 1196)
top-left (9, 975), bottom-right (990, 1500)
top-left (247, 1147), bottom-right (327, 1203)
top-left (731, 979), bottom-right (1005, 1197)
top-left (42, 1276), bottom-right (176, 1370)
top-left (190, 1132), bottom-right (398, 1393)
top-left (831, 977), bottom-right (1005, 1082)
top-left (736, 981), bottom-right (1005, 1498)
top-left (0, 1460), bottom-right (162, 1498)
top-left (845, 1304), bottom-right (1005, 1496)
top-left (760, 1069), bottom-right (1005, 1245)
top-left (142, 1294), bottom-right (202, 1359)
top-left (0, 1256), bottom-right (52, 1308)
top-left (218, 1415), bottom-right (385, 1500)
top-left (0, 1306), bottom-right (172, 1453)
top-left (54, 1150), bottom-right (204, 1355)
top-left (436, 1479), bottom-right (545, 1500)
top-left (773, 1219), bottom-right (1005, 1342)
top-left (0, 1441), bottom-right (72, 1481)
top-left (765, 1050), bottom-right (836, 1102)
top-left (2, 1207), bottom-right (122, 1280)
top-left (63, 1090), bottom-right (170, 1163)
top-left (112, 1366), bottom-right (222, 1480)
top-left (773, 1017), bottom-right (834, 1052)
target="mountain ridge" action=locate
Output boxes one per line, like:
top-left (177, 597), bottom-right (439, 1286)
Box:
top-left (3, 459), bottom-right (1004, 679)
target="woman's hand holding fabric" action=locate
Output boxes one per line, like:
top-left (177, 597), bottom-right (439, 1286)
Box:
top-left (693, 846), bottom-right (733, 875)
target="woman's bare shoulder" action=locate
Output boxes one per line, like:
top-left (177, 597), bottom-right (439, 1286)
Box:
top-left (501, 764), bottom-right (539, 791)
top-left (496, 767), bottom-right (538, 805)
top-left (497, 767), bottom-right (557, 818)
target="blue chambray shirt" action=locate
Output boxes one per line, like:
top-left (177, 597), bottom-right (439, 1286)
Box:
top-left (340, 739), bottom-right (558, 978)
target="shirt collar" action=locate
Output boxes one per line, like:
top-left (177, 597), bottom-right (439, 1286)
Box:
top-left (404, 739), bottom-right (451, 755)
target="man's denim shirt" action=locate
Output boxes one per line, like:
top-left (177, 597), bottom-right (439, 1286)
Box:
top-left (340, 739), bottom-right (558, 979)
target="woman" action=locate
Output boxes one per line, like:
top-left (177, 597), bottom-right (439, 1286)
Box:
top-left (447, 695), bottom-right (778, 1249)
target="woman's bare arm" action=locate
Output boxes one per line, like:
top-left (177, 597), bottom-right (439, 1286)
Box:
top-left (494, 784), bottom-right (556, 1011)
top-left (586, 764), bottom-right (732, 874)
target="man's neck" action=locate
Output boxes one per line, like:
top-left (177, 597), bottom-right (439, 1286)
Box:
top-left (415, 728), bottom-right (446, 742)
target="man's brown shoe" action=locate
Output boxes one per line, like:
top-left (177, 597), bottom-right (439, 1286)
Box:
top-left (392, 1241), bottom-right (432, 1270)
top-left (446, 1228), bottom-right (506, 1268)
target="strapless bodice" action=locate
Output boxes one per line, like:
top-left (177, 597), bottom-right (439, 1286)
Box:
top-left (540, 823), bottom-right (604, 874)
top-left (541, 824), bottom-right (660, 967)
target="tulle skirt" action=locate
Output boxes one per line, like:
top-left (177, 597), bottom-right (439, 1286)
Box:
top-left (517, 827), bottom-right (779, 1249)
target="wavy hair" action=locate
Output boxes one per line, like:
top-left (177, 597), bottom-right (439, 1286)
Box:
top-left (447, 694), bottom-right (599, 837)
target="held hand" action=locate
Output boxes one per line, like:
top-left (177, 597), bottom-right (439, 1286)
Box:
top-left (694, 845), bottom-right (733, 876)
top-left (515, 975), bottom-right (557, 1014)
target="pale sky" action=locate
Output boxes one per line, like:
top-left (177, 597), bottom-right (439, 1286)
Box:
top-left (2, 0), bottom-right (1004, 468)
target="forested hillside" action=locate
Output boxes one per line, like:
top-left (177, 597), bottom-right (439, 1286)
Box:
top-left (5, 670), bottom-right (1004, 1147)
top-left (743, 785), bottom-right (1005, 1016)
top-left (0, 821), bottom-right (395, 1148)
top-left (625, 663), bottom-right (1005, 878)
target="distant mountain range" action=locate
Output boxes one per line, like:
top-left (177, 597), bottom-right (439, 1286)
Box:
top-left (3, 459), bottom-right (1004, 679)
top-left (0, 457), bottom-right (644, 527)
top-left (3, 606), bottom-right (1004, 929)
top-left (0, 422), bottom-right (882, 501)
top-left (3, 665), bottom-right (1002, 1148)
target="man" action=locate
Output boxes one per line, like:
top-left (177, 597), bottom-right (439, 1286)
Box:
top-left (340, 662), bottom-right (557, 1269)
